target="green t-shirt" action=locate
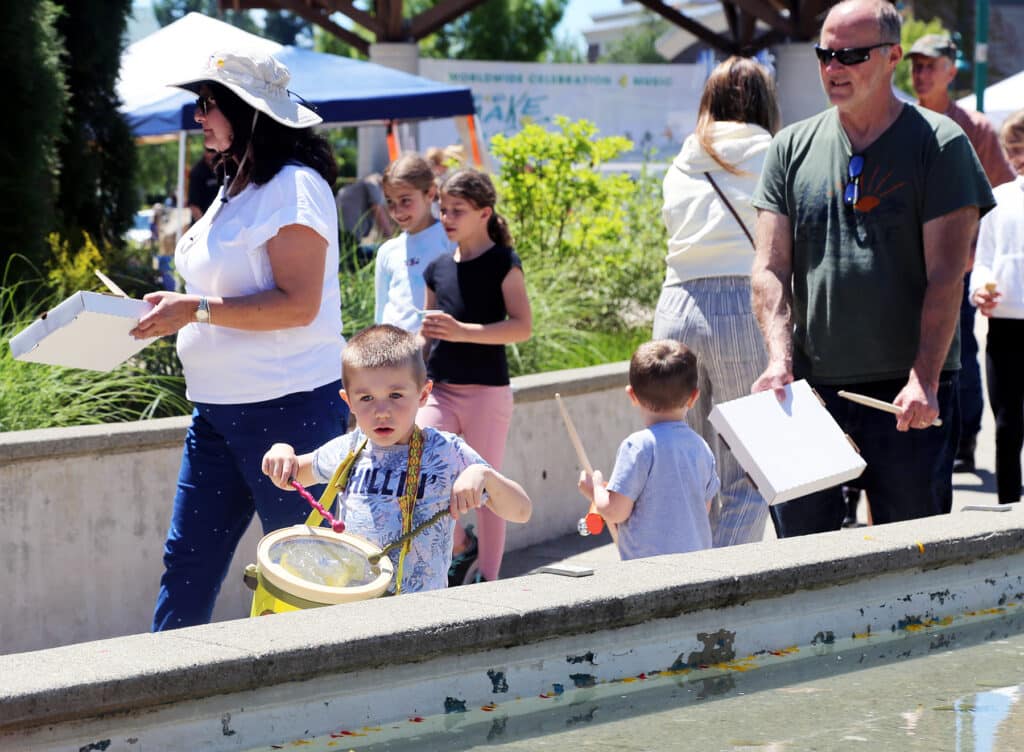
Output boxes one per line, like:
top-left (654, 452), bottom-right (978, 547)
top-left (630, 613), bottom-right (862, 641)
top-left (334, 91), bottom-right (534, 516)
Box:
top-left (752, 105), bottom-right (995, 385)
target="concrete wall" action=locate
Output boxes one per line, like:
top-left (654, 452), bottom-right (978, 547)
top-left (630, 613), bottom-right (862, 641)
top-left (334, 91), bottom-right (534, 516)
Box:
top-left (3, 508), bottom-right (1023, 750)
top-left (0, 363), bottom-right (630, 655)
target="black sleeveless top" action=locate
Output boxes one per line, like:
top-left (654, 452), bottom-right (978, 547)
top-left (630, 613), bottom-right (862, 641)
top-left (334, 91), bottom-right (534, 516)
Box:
top-left (423, 244), bottom-right (522, 386)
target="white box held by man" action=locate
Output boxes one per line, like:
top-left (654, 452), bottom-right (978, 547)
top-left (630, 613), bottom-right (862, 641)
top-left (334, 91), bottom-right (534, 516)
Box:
top-left (708, 380), bottom-right (866, 505)
top-left (9, 291), bottom-right (157, 372)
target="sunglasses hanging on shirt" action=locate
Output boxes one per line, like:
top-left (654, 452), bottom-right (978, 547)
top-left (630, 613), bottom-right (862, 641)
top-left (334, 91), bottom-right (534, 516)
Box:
top-left (844, 154), bottom-right (865, 209)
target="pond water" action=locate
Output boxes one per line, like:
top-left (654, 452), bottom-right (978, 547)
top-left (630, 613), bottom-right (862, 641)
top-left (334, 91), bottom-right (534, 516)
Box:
top-left (338, 611), bottom-right (1024, 752)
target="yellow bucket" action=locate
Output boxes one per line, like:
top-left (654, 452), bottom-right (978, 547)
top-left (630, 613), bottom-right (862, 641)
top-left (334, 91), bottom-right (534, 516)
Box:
top-left (245, 525), bottom-right (394, 617)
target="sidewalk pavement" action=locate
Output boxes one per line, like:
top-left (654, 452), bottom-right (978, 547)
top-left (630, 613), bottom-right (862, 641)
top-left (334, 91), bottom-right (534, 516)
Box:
top-left (502, 315), bottom-right (1014, 579)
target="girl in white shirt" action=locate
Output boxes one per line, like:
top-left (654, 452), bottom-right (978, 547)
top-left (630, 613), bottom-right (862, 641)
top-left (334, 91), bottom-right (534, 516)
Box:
top-left (375, 153), bottom-right (454, 332)
top-left (970, 109), bottom-right (1024, 504)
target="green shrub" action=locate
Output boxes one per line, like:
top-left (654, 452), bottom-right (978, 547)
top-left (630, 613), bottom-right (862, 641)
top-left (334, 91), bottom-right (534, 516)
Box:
top-left (492, 116), bottom-right (663, 374)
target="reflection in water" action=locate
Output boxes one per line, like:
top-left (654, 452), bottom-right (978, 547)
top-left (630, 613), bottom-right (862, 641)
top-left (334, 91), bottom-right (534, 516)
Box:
top-left (956, 684), bottom-right (1021, 752)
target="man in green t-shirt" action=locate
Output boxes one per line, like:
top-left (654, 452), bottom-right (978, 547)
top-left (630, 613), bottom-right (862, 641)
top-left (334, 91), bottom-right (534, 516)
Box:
top-left (750, 0), bottom-right (995, 538)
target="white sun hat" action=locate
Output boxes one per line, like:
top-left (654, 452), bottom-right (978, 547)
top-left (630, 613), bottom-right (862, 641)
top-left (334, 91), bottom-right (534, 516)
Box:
top-left (169, 50), bottom-right (322, 128)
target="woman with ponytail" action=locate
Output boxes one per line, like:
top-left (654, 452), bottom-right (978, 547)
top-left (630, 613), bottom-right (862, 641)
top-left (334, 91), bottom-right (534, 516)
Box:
top-left (654, 56), bottom-right (779, 547)
top-left (130, 50), bottom-right (347, 630)
top-left (417, 168), bottom-right (532, 585)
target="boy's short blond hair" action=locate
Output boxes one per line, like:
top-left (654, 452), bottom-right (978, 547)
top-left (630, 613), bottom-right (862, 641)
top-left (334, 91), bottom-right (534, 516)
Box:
top-left (629, 340), bottom-right (698, 412)
top-left (342, 325), bottom-right (427, 387)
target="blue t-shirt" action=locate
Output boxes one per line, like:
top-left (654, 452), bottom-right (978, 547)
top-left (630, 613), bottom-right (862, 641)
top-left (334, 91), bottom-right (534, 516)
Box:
top-left (606, 421), bottom-right (718, 560)
top-left (374, 221), bottom-right (454, 333)
top-left (311, 427), bottom-right (487, 593)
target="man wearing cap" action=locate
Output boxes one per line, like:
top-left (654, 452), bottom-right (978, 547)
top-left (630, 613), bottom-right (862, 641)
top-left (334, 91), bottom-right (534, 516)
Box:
top-left (750, 0), bottom-right (995, 537)
top-left (909, 33), bottom-right (1015, 475)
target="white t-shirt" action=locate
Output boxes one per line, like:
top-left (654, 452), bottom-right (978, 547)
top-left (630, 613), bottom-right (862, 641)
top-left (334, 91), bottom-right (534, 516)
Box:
top-left (175, 164), bottom-right (344, 404)
top-left (311, 427), bottom-right (487, 593)
top-left (971, 175), bottom-right (1024, 319)
top-left (374, 221), bottom-right (454, 333)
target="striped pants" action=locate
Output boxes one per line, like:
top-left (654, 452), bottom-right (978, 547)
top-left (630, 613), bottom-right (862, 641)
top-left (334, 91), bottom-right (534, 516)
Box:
top-left (653, 277), bottom-right (769, 547)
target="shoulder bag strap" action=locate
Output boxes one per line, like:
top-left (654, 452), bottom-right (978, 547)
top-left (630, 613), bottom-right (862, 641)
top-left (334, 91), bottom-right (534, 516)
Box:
top-left (703, 171), bottom-right (756, 249)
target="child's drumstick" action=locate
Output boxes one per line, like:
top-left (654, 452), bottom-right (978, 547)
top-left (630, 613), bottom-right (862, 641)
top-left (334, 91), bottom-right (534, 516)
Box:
top-left (837, 390), bottom-right (942, 427)
top-left (555, 393), bottom-right (617, 541)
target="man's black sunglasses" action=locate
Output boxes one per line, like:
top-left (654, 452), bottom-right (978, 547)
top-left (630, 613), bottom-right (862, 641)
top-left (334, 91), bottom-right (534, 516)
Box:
top-left (195, 94), bottom-right (217, 115)
top-left (814, 42), bottom-right (894, 66)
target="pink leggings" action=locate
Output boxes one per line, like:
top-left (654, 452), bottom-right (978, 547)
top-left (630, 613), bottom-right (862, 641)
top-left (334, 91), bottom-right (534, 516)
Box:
top-left (417, 383), bottom-right (514, 580)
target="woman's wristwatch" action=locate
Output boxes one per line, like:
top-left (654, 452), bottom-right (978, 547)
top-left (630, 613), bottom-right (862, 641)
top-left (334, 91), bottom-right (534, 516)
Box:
top-left (194, 296), bottom-right (211, 324)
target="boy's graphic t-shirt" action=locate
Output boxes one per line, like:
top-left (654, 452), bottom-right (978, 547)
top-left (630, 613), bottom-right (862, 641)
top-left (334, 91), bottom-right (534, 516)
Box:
top-left (311, 427), bottom-right (487, 593)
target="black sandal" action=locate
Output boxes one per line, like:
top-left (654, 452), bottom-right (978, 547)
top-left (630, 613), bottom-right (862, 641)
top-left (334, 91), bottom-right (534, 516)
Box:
top-left (447, 525), bottom-right (478, 587)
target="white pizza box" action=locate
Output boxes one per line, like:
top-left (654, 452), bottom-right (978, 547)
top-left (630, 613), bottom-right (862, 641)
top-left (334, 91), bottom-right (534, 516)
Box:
top-left (9, 291), bottom-right (157, 372)
top-left (708, 379), bottom-right (866, 505)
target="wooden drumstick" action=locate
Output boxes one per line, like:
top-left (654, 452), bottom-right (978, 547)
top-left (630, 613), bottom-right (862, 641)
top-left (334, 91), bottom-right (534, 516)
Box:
top-left (837, 390), bottom-right (943, 427)
top-left (555, 393), bottom-right (618, 543)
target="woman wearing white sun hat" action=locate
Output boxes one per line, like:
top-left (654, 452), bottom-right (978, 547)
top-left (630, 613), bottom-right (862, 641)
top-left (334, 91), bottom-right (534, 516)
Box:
top-left (130, 50), bottom-right (348, 631)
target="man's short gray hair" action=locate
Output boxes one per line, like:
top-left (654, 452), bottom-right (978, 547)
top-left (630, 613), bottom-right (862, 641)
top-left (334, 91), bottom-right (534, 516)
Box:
top-left (877, 1), bottom-right (902, 43)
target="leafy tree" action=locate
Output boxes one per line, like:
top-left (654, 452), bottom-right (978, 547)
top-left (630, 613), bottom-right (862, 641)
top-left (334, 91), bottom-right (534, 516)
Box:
top-left (55, 0), bottom-right (137, 255)
top-left (152, 0), bottom-right (258, 33)
top-left (409, 0), bottom-right (568, 62)
top-left (262, 10), bottom-right (311, 46)
top-left (893, 15), bottom-right (950, 97)
top-left (598, 14), bottom-right (670, 64)
top-left (545, 30), bottom-right (585, 63)
top-left (0, 1), bottom-right (67, 274)
top-left (313, 25), bottom-right (369, 60)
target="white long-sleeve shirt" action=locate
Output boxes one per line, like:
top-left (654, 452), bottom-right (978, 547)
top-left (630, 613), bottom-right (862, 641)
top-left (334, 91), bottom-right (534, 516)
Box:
top-left (971, 175), bottom-right (1024, 319)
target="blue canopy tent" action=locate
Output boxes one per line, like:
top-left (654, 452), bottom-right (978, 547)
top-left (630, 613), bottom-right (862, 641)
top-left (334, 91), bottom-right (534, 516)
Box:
top-left (125, 45), bottom-right (475, 137)
top-left (118, 13), bottom-right (478, 211)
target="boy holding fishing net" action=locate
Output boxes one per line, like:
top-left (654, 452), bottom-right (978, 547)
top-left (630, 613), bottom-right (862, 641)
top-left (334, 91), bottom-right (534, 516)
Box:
top-left (261, 324), bottom-right (531, 593)
top-left (576, 340), bottom-right (719, 560)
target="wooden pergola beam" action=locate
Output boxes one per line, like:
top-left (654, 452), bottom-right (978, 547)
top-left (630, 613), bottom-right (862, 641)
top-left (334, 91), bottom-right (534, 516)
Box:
top-left (633, 0), bottom-right (739, 55)
top-left (252, 0), bottom-right (371, 54)
top-left (330, 0), bottom-right (383, 36)
top-left (407, 0), bottom-right (490, 41)
top-left (378, 0), bottom-right (405, 39)
top-left (793, 0), bottom-right (831, 40)
top-left (724, 0), bottom-right (797, 36)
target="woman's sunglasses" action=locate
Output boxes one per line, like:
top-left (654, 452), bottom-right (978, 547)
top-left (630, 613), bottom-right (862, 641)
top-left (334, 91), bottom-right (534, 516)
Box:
top-left (814, 42), bottom-right (894, 66)
top-left (194, 94), bottom-right (217, 115)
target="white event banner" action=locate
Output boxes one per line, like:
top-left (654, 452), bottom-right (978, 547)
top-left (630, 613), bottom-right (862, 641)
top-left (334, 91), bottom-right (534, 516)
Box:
top-left (417, 61), bottom-right (708, 162)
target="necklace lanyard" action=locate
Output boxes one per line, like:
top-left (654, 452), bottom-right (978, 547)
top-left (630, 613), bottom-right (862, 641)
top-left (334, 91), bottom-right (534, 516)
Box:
top-left (309, 427), bottom-right (425, 595)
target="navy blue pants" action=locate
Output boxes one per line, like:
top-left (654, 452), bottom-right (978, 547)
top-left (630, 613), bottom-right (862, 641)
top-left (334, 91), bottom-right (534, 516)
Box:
top-left (770, 374), bottom-right (960, 538)
top-left (959, 276), bottom-right (984, 444)
top-left (152, 380), bottom-right (348, 631)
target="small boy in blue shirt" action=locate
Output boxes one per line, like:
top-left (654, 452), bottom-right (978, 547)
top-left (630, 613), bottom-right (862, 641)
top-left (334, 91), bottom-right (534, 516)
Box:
top-left (577, 340), bottom-right (718, 560)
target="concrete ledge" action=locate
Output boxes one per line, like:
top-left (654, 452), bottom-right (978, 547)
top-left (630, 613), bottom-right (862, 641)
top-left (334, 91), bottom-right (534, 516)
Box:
top-left (2, 505), bottom-right (1021, 733)
top-left (511, 361), bottom-right (628, 404)
top-left (0, 416), bottom-right (190, 463)
top-left (0, 362), bottom-right (635, 654)
top-left (0, 363), bottom-right (630, 463)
